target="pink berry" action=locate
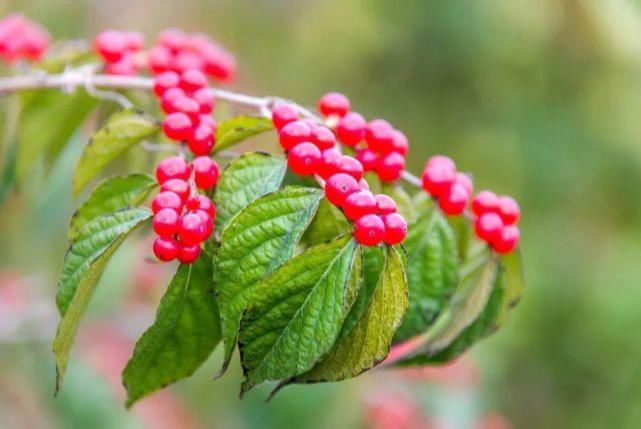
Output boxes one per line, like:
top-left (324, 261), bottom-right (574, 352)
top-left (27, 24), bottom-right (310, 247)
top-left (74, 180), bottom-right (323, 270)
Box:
top-left (325, 173), bottom-right (359, 207)
top-left (497, 196), bottom-right (520, 225)
top-left (336, 112), bottom-right (366, 147)
top-left (153, 237), bottom-right (179, 261)
top-left (354, 214), bottom-right (385, 246)
top-left (318, 148), bottom-right (342, 179)
top-left (382, 213), bottom-right (407, 245)
top-left (456, 172), bottom-right (474, 195)
top-left (194, 209), bottom-right (214, 238)
top-left (492, 225), bottom-right (520, 254)
top-left (161, 87), bottom-right (186, 113)
top-left (391, 130), bottom-right (409, 156)
top-left (178, 212), bottom-right (206, 246)
top-left (475, 212), bottom-right (503, 243)
top-left (160, 178), bottom-right (190, 202)
top-left (336, 155), bottom-right (364, 181)
top-left (162, 112), bottom-right (193, 141)
top-left (356, 148), bottom-right (379, 172)
top-left (180, 69), bottom-right (208, 92)
top-left (178, 243), bottom-right (201, 263)
top-left (169, 95), bottom-right (200, 122)
top-left (288, 142), bottom-right (322, 176)
top-left (188, 123), bottom-right (215, 156)
top-left (422, 163), bottom-right (456, 197)
top-left (186, 194), bottom-right (216, 218)
top-left (375, 194), bottom-right (397, 215)
top-left (153, 71), bottom-right (180, 97)
top-left (105, 53), bottom-right (137, 75)
top-left (377, 151), bottom-right (405, 182)
top-left (279, 120), bottom-right (312, 151)
top-left (472, 190), bottom-right (500, 216)
top-left (365, 119), bottom-right (394, 153)
top-left (159, 28), bottom-right (186, 52)
top-left (427, 155), bottom-right (456, 171)
top-left (192, 88), bottom-right (215, 114)
top-left (272, 103), bottom-right (299, 130)
top-left (439, 183), bottom-right (470, 216)
top-left (318, 92), bottom-right (350, 118)
top-left (94, 30), bottom-right (126, 62)
top-left (156, 156), bottom-right (191, 183)
top-left (343, 190), bottom-right (377, 221)
top-left (198, 114), bottom-right (217, 131)
top-left (124, 31), bottom-right (144, 51)
top-left (147, 46), bottom-right (172, 74)
top-left (192, 156), bottom-right (219, 189)
top-left (153, 208), bottom-right (180, 237)
top-left (152, 191), bottom-right (183, 214)
top-left (310, 125), bottom-right (336, 150)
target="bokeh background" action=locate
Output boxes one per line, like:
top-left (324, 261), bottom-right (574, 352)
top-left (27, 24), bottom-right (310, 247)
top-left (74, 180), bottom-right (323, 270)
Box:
top-left (2, 0), bottom-right (641, 428)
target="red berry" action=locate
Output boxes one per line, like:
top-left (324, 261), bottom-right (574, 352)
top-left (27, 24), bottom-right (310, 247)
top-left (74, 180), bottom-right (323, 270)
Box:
top-left (160, 178), bottom-right (190, 202)
top-left (377, 151), bottom-right (405, 182)
top-left (178, 243), bottom-right (201, 263)
top-left (178, 212), bottom-right (206, 245)
top-left (174, 51), bottom-right (205, 73)
top-left (472, 190), bottom-right (500, 216)
top-left (279, 120), bottom-right (312, 151)
top-left (427, 155), bottom-right (456, 171)
top-left (147, 46), bottom-right (172, 74)
top-left (272, 103), bottom-right (299, 130)
top-left (161, 87), bottom-right (186, 113)
top-left (439, 183), bottom-right (470, 216)
top-left (318, 92), bottom-right (350, 118)
top-left (163, 112), bottom-right (193, 141)
top-left (310, 125), bottom-right (336, 150)
top-left (94, 30), bottom-right (126, 62)
top-left (204, 48), bottom-right (236, 82)
top-left (336, 112), bottom-right (366, 147)
top-left (124, 31), bottom-right (144, 51)
top-left (288, 142), bottom-right (322, 176)
top-left (153, 237), bottom-right (179, 261)
top-left (356, 148), bottom-right (379, 172)
top-left (354, 214), bottom-right (385, 246)
top-left (365, 119), bottom-right (395, 153)
top-left (391, 130), bottom-right (409, 156)
top-left (169, 95), bottom-right (200, 122)
top-left (186, 194), bottom-right (216, 218)
top-left (153, 208), bottom-right (180, 237)
top-left (343, 190), bottom-right (377, 221)
top-left (475, 212), bottom-right (503, 243)
top-left (382, 213), bottom-right (407, 245)
top-left (422, 163), bottom-right (456, 197)
top-left (188, 123), bottom-right (215, 155)
top-left (497, 196), bottom-right (520, 225)
top-left (192, 156), bottom-right (219, 189)
top-left (193, 209), bottom-right (214, 239)
top-left (198, 114), bottom-right (217, 131)
top-left (492, 225), bottom-right (520, 254)
top-left (375, 194), bottom-right (397, 215)
top-left (192, 87), bottom-right (215, 114)
top-left (159, 28), bottom-right (186, 52)
top-left (153, 71), bottom-right (180, 97)
top-left (336, 155), bottom-right (364, 181)
top-left (180, 69), bottom-right (208, 92)
top-left (456, 172), bottom-right (473, 195)
top-left (156, 156), bottom-right (191, 183)
top-left (152, 191), bottom-right (183, 214)
top-left (325, 173), bottom-right (359, 207)
top-left (318, 148), bottom-right (341, 179)
top-left (105, 53), bottom-right (137, 75)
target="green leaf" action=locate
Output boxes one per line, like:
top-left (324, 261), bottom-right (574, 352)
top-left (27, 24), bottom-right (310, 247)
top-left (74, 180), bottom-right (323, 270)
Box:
top-left (16, 90), bottom-right (96, 184)
top-left (69, 174), bottom-right (157, 241)
top-left (53, 207), bottom-right (152, 391)
top-left (213, 152), bottom-right (287, 231)
top-left (302, 199), bottom-right (350, 246)
top-left (284, 245), bottom-right (408, 385)
top-left (391, 244), bottom-right (499, 366)
top-left (123, 253), bottom-right (221, 407)
top-left (213, 116), bottom-right (273, 153)
top-left (214, 186), bottom-right (323, 375)
top-left (238, 235), bottom-right (358, 394)
top-left (394, 201), bottom-right (458, 342)
top-left (72, 109), bottom-right (159, 196)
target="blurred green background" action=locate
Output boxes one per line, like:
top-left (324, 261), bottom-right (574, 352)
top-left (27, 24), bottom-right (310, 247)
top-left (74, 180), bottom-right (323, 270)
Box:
top-left (2, 0), bottom-right (641, 428)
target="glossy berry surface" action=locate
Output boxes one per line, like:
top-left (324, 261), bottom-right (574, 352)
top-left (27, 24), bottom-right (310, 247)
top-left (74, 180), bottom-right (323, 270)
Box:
top-left (475, 212), bottom-right (503, 243)
top-left (272, 103), bottom-right (299, 130)
top-left (382, 213), bottom-right (407, 245)
top-left (156, 156), bottom-right (191, 183)
top-left (162, 112), bottom-right (193, 141)
top-left (279, 120), bottom-right (312, 151)
top-left (354, 214), bottom-right (385, 246)
top-left (152, 191), bottom-right (183, 214)
top-left (365, 119), bottom-right (395, 153)
top-left (472, 190), bottom-right (500, 216)
top-left (153, 208), bottom-right (180, 237)
top-left (492, 225), bottom-right (520, 254)
top-left (178, 244), bottom-right (201, 263)
top-left (343, 190), bottom-right (377, 221)
top-left (375, 194), bottom-right (397, 215)
top-left (310, 125), bottom-right (336, 150)
top-left (153, 237), bottom-right (180, 261)
top-left (318, 92), bottom-right (350, 118)
top-left (336, 112), bottom-right (366, 147)
top-left (377, 152), bottom-right (405, 182)
top-left (422, 163), bottom-right (456, 197)
top-left (325, 173), bottom-right (359, 207)
top-left (497, 196), bottom-right (520, 224)
top-left (186, 194), bottom-right (216, 218)
top-left (192, 156), bottom-right (219, 189)
top-left (336, 155), bottom-right (364, 181)
top-left (153, 71), bottom-right (180, 97)
top-left (188, 123), bottom-right (215, 155)
top-left (288, 142), bottom-right (321, 176)
top-left (160, 178), bottom-right (190, 202)
top-left (178, 212), bottom-right (206, 245)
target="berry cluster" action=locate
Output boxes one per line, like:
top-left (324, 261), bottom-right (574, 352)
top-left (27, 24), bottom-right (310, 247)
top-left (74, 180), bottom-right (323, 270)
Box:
top-left (0, 14), bottom-right (49, 63)
top-left (421, 155), bottom-right (473, 216)
top-left (316, 92), bottom-right (408, 183)
top-left (94, 30), bottom-right (145, 75)
top-left (271, 103), bottom-right (407, 247)
top-left (472, 191), bottom-right (520, 254)
top-left (93, 27), bottom-right (236, 82)
top-left (154, 69), bottom-right (216, 155)
top-left (151, 156), bottom-right (218, 263)
top-left (421, 155), bottom-right (520, 254)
